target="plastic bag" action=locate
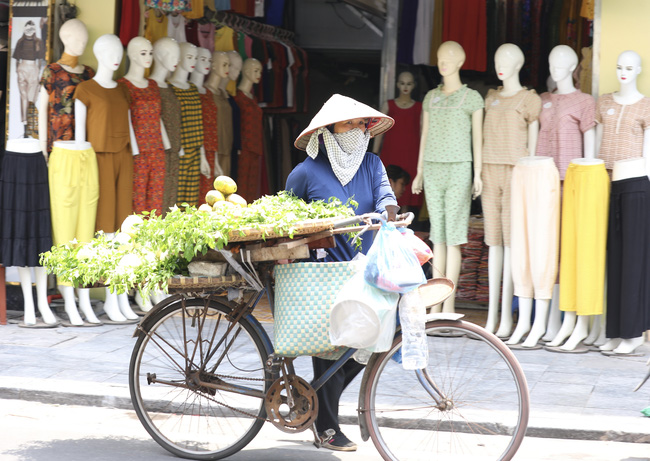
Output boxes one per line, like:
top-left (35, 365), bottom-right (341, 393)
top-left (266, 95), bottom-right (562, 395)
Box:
top-left (330, 271), bottom-right (399, 351)
top-left (364, 221), bottom-right (427, 293)
top-left (399, 228), bottom-right (433, 265)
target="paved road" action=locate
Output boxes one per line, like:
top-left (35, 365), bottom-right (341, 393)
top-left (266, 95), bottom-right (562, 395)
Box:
top-left (1, 399), bottom-right (650, 461)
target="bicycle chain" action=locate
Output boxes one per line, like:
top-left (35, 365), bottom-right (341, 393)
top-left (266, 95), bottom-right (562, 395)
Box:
top-left (192, 374), bottom-right (270, 422)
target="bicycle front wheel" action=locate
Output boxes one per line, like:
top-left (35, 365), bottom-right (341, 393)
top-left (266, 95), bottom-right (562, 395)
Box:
top-left (129, 296), bottom-right (271, 460)
top-left (363, 319), bottom-right (529, 461)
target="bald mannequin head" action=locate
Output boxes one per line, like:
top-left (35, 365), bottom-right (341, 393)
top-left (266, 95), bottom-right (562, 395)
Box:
top-left (242, 58), bottom-right (262, 84)
top-left (59, 18), bottom-right (88, 56)
top-left (437, 41), bottom-right (466, 77)
top-left (548, 45), bottom-right (578, 84)
top-left (617, 50), bottom-right (642, 85)
top-left (494, 43), bottom-right (524, 81)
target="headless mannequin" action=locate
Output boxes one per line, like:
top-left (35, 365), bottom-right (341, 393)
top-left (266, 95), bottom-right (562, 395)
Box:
top-left (373, 71), bottom-right (417, 152)
top-left (484, 44), bottom-right (539, 336)
top-left (123, 36), bottom-right (171, 312)
top-left (596, 51), bottom-right (649, 354)
top-left (515, 46), bottom-right (596, 347)
top-left (74, 34), bottom-right (138, 322)
top-left (238, 58), bottom-right (262, 97)
top-left (5, 139), bottom-right (57, 326)
top-left (190, 47), bottom-right (219, 178)
top-left (168, 42), bottom-right (207, 181)
top-left (412, 41), bottom-right (483, 313)
top-left (38, 18), bottom-right (89, 158)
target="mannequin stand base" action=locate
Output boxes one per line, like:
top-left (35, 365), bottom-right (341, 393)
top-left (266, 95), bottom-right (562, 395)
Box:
top-left (544, 344), bottom-right (590, 354)
top-left (18, 321), bottom-right (59, 329)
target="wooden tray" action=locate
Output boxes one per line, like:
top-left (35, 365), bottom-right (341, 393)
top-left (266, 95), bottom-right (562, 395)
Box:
top-left (167, 274), bottom-right (248, 291)
top-left (226, 217), bottom-right (338, 242)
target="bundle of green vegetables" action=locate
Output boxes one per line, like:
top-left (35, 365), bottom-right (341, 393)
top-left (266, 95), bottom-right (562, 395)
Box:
top-left (40, 192), bottom-right (357, 295)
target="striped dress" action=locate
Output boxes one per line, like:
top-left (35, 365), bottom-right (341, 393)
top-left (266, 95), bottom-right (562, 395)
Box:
top-left (172, 82), bottom-right (204, 206)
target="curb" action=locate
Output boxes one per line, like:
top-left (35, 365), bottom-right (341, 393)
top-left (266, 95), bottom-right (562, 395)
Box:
top-left (3, 385), bottom-right (649, 445)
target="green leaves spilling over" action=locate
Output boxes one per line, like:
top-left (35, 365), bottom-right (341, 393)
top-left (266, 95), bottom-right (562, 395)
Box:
top-left (40, 192), bottom-right (357, 296)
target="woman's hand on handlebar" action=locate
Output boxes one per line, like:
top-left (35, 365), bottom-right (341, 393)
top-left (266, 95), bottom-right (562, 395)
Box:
top-left (385, 205), bottom-right (399, 222)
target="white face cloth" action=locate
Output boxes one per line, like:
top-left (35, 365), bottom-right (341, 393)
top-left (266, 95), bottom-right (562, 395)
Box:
top-left (306, 127), bottom-right (371, 186)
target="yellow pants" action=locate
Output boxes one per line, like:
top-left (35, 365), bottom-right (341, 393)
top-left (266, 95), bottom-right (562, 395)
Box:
top-left (559, 162), bottom-right (609, 315)
top-left (48, 145), bottom-right (99, 286)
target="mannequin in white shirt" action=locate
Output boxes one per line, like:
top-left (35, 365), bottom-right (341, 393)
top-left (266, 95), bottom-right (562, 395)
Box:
top-left (74, 34), bottom-right (139, 322)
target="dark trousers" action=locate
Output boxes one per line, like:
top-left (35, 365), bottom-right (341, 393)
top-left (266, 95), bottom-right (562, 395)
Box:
top-left (607, 176), bottom-right (650, 339)
top-left (312, 356), bottom-right (365, 434)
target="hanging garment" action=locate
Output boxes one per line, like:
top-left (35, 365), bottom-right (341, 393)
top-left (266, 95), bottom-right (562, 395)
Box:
top-left (442, 0), bottom-right (487, 72)
top-left (397, 0), bottom-right (418, 64)
top-left (144, 10), bottom-right (169, 45)
top-left (212, 89), bottom-right (234, 175)
top-left (167, 13), bottom-right (187, 42)
top-left (234, 90), bottom-right (263, 202)
top-left (119, 0), bottom-right (141, 46)
top-left (413, 0), bottom-right (434, 65)
top-left (145, 0), bottom-right (191, 12)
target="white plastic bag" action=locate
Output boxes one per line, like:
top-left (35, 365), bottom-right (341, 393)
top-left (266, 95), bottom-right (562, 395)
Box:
top-left (329, 272), bottom-right (399, 351)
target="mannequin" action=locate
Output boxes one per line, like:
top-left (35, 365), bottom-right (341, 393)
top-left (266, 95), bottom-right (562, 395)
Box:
top-left (234, 58), bottom-right (263, 202)
top-left (482, 44), bottom-right (541, 336)
top-left (169, 42), bottom-right (206, 206)
top-left (595, 50), bottom-right (650, 355)
top-left (191, 46), bottom-right (222, 201)
top-left (39, 18), bottom-right (94, 157)
top-left (204, 51), bottom-right (232, 178)
top-left (13, 19), bottom-right (44, 137)
top-left (411, 42), bottom-right (483, 313)
top-left (119, 36), bottom-right (170, 215)
top-left (150, 37), bottom-right (182, 213)
top-left (218, 51), bottom-right (241, 179)
top-left (515, 45), bottom-right (596, 348)
top-left (38, 19), bottom-right (100, 325)
top-left (374, 71), bottom-right (423, 211)
top-left (600, 158), bottom-right (649, 354)
top-left (74, 34), bottom-right (138, 322)
top-left (0, 139), bottom-right (57, 327)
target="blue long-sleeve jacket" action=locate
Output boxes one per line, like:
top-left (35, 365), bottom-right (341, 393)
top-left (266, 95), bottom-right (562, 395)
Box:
top-left (286, 148), bottom-right (397, 262)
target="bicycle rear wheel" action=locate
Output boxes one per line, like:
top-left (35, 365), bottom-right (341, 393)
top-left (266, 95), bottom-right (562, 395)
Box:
top-left (363, 319), bottom-right (529, 461)
top-left (129, 296), bottom-right (271, 460)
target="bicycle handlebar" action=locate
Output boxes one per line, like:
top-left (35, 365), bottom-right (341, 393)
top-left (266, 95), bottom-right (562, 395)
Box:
top-left (333, 211), bottom-right (414, 229)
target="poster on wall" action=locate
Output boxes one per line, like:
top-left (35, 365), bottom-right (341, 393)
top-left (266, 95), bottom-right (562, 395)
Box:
top-left (6, 0), bottom-right (50, 142)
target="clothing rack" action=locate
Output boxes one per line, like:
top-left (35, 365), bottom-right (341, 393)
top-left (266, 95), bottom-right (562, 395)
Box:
top-left (211, 10), bottom-right (295, 45)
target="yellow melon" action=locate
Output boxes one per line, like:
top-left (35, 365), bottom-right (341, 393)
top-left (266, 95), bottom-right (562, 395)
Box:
top-left (214, 175), bottom-right (238, 195)
top-left (226, 193), bottom-right (247, 207)
top-left (205, 190), bottom-right (226, 206)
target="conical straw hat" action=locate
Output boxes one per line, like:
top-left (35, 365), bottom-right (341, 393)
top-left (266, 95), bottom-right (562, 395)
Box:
top-left (294, 94), bottom-right (394, 151)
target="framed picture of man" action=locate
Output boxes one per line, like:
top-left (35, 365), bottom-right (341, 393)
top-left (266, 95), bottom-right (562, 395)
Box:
top-left (6, 0), bottom-right (50, 141)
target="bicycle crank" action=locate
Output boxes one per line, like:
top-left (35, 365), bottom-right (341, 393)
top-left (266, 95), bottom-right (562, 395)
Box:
top-left (265, 374), bottom-right (318, 433)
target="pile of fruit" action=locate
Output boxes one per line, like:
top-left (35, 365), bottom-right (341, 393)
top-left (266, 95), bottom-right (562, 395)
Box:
top-left (200, 176), bottom-right (248, 214)
top-left (40, 179), bottom-right (358, 296)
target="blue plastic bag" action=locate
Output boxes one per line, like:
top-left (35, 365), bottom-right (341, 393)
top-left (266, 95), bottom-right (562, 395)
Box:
top-left (364, 221), bottom-right (427, 293)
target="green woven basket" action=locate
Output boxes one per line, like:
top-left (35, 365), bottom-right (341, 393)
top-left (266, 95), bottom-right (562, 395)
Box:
top-left (273, 262), bottom-right (355, 360)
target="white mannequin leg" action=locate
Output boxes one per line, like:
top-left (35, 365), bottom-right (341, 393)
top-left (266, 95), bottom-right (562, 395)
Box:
top-left (560, 315), bottom-right (590, 350)
top-left (583, 314), bottom-right (601, 345)
top-left (496, 246), bottom-right (514, 338)
top-left (613, 336), bottom-right (645, 354)
top-left (442, 245), bottom-right (461, 313)
top-left (18, 267), bottom-right (56, 325)
top-left (522, 299), bottom-right (551, 347)
top-left (135, 290), bottom-right (153, 312)
top-left (542, 284), bottom-right (561, 341)
top-left (103, 288), bottom-right (127, 321)
top-left (599, 337), bottom-right (622, 351)
top-left (548, 311), bottom-right (576, 346)
top-left (506, 297), bottom-right (532, 345)
top-left (594, 314), bottom-right (607, 346)
top-left (430, 244), bottom-right (448, 314)
top-left (118, 292), bottom-right (139, 319)
top-left (77, 287), bottom-right (100, 323)
top-left (33, 267), bottom-right (57, 324)
top-left (151, 290), bottom-right (169, 305)
top-left (485, 245), bottom-right (503, 334)
top-left (58, 285), bottom-right (85, 325)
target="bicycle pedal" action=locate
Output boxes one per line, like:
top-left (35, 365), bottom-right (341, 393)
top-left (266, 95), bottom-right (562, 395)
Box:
top-left (312, 427), bottom-right (335, 448)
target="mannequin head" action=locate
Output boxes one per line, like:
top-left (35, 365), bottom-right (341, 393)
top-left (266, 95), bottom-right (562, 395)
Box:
top-left (93, 34), bottom-right (123, 71)
top-left (178, 42), bottom-right (198, 73)
top-left (59, 18), bottom-right (88, 57)
top-left (194, 47), bottom-right (212, 76)
top-left (395, 71), bottom-right (415, 97)
top-left (616, 50), bottom-right (642, 85)
top-left (226, 50), bottom-right (242, 82)
top-left (242, 58), bottom-right (262, 84)
top-left (437, 41), bottom-right (466, 77)
top-left (211, 51), bottom-right (230, 79)
top-left (494, 44), bottom-right (524, 81)
top-left (548, 45), bottom-right (578, 83)
top-left (127, 37), bottom-right (154, 69)
top-left (153, 37), bottom-right (180, 73)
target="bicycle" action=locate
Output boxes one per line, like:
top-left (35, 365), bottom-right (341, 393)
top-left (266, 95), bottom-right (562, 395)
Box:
top-left (127, 213), bottom-right (530, 460)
